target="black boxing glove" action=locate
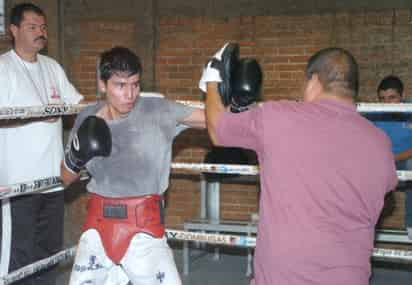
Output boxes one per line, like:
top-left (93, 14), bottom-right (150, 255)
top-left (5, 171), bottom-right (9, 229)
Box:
top-left (64, 116), bottom-right (112, 173)
top-left (230, 58), bottom-right (263, 113)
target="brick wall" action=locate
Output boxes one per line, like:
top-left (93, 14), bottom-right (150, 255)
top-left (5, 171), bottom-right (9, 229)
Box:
top-left (157, 12), bottom-right (412, 102)
top-left (156, 12), bottom-right (412, 229)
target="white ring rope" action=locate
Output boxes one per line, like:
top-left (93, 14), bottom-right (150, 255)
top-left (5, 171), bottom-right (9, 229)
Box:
top-left (183, 101), bottom-right (412, 113)
top-left (0, 104), bottom-right (92, 120)
top-left (0, 247), bottom-right (76, 285)
top-left (171, 162), bottom-right (260, 175)
top-left (372, 248), bottom-right (412, 263)
top-left (0, 174), bottom-right (88, 199)
top-left (356, 103), bottom-right (412, 113)
top-left (1, 229), bottom-right (411, 284)
top-left (1, 167), bottom-right (411, 200)
top-left (2, 101), bottom-right (412, 120)
top-left (394, 170), bottom-right (412, 182)
top-left (0, 177), bottom-right (61, 199)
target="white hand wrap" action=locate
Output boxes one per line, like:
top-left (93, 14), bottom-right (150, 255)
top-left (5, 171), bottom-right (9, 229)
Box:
top-left (198, 43), bottom-right (229, 92)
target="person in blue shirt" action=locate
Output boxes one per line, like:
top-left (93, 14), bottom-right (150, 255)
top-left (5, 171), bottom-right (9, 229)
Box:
top-left (372, 75), bottom-right (412, 239)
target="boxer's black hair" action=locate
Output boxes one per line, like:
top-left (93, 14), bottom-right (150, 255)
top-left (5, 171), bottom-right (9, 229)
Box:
top-left (99, 47), bottom-right (142, 83)
top-left (377, 75), bottom-right (403, 96)
top-left (10, 3), bottom-right (45, 27)
top-left (305, 47), bottom-right (359, 100)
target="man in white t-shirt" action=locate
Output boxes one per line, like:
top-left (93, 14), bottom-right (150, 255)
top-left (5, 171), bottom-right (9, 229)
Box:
top-left (0, 3), bottom-right (83, 284)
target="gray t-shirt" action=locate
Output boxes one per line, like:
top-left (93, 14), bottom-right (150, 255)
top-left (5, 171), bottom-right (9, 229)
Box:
top-left (67, 97), bottom-right (194, 197)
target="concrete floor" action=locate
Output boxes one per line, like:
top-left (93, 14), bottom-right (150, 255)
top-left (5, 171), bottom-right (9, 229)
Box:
top-left (177, 246), bottom-right (412, 285)
top-left (54, 243), bottom-right (412, 285)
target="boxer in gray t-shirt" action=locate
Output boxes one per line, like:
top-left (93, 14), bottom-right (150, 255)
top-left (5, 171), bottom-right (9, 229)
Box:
top-left (68, 96), bottom-right (193, 198)
top-left (61, 47), bottom-right (205, 285)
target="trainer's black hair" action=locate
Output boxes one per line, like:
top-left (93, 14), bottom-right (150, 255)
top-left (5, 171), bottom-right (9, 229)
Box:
top-left (305, 47), bottom-right (359, 100)
top-left (10, 3), bottom-right (45, 27)
top-left (377, 75), bottom-right (404, 96)
top-left (99, 47), bottom-right (142, 82)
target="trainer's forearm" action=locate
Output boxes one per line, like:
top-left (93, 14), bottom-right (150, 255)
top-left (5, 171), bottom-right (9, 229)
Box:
top-left (205, 82), bottom-right (226, 145)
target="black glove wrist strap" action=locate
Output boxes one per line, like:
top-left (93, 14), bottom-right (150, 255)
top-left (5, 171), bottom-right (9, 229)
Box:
top-left (64, 151), bottom-right (83, 173)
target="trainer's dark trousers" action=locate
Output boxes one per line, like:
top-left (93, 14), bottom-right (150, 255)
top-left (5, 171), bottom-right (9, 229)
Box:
top-left (4, 191), bottom-right (64, 285)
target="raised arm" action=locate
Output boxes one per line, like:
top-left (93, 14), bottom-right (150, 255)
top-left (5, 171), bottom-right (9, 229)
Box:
top-left (199, 43), bottom-right (262, 145)
top-left (205, 82), bottom-right (226, 145)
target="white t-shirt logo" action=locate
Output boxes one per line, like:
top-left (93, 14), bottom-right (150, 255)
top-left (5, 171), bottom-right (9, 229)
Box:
top-left (50, 86), bottom-right (61, 99)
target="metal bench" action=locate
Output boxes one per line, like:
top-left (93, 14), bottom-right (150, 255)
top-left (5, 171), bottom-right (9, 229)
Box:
top-left (183, 218), bottom-right (257, 276)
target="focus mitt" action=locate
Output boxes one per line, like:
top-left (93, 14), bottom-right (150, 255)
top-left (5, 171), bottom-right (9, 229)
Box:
top-left (230, 58), bottom-right (263, 113)
top-left (199, 43), bottom-right (240, 106)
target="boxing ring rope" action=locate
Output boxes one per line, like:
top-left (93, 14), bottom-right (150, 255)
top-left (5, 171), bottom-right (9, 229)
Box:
top-left (2, 101), bottom-right (412, 283)
top-left (0, 247), bottom-right (77, 285)
top-left (0, 104), bottom-right (89, 120)
top-left (1, 101), bottom-right (412, 120)
top-left (2, 166), bottom-right (412, 200)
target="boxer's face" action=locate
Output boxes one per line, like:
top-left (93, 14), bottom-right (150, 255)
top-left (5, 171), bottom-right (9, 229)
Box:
top-left (378, 88), bottom-right (402, 103)
top-left (10, 11), bottom-right (47, 54)
top-left (102, 72), bottom-right (140, 119)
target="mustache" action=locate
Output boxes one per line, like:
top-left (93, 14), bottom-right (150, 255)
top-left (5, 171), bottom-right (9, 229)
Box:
top-left (35, 36), bottom-right (47, 41)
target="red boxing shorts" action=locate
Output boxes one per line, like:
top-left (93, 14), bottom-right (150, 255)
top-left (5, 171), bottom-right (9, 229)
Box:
top-left (83, 193), bottom-right (165, 264)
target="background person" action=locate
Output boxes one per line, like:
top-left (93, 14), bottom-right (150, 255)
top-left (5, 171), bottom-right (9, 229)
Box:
top-left (367, 75), bottom-right (412, 239)
top-left (0, 3), bottom-right (83, 284)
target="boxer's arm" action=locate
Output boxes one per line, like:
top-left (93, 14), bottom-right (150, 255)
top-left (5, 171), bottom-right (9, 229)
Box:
top-left (395, 148), bottom-right (412, 161)
top-left (181, 108), bottom-right (206, 129)
top-left (206, 82), bottom-right (226, 145)
top-left (61, 161), bottom-right (81, 186)
top-left (61, 116), bottom-right (112, 185)
top-left (60, 113), bottom-right (85, 186)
